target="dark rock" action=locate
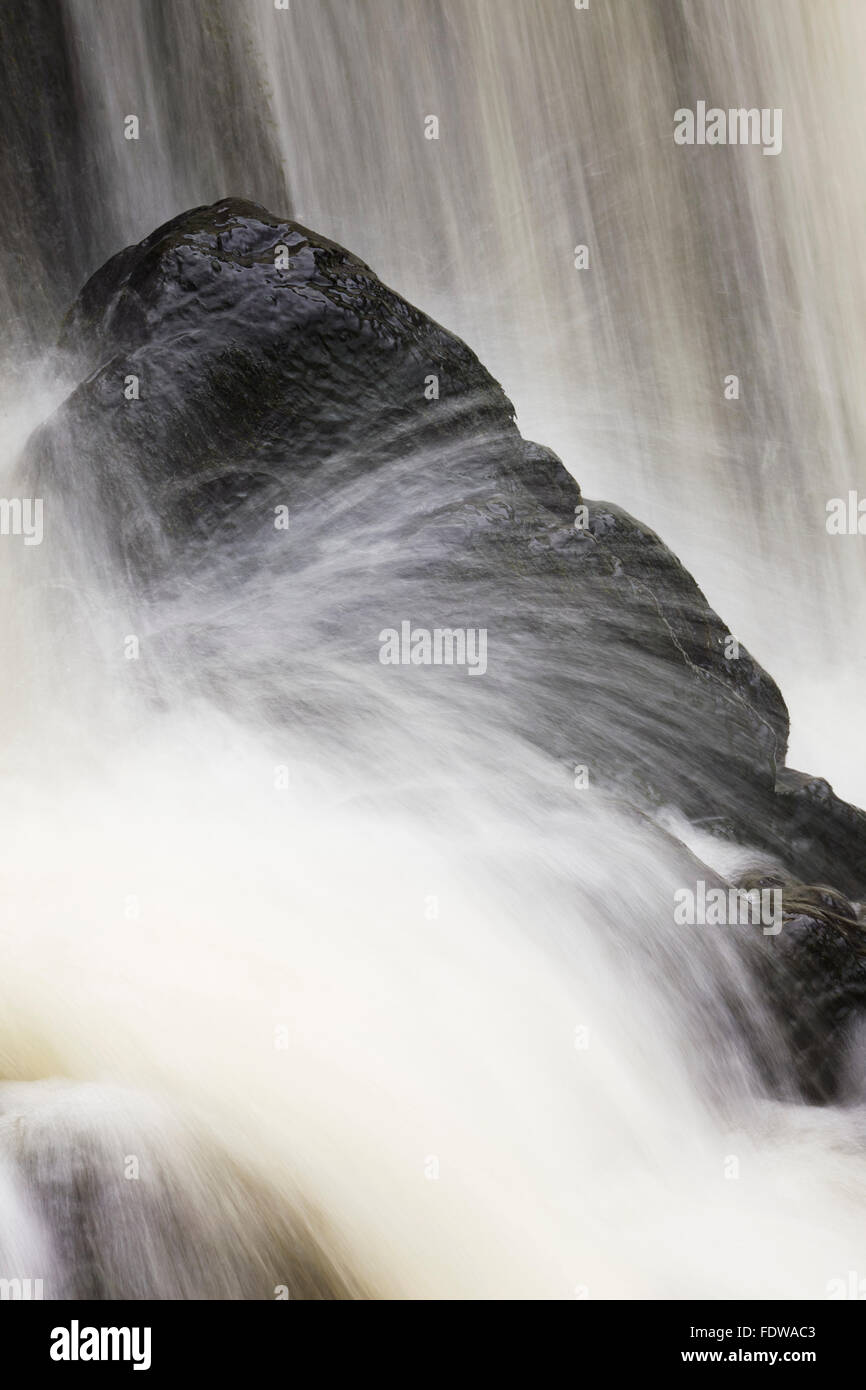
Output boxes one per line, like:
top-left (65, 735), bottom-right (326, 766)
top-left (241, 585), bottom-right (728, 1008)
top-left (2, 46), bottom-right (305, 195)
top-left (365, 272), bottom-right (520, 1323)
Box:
top-left (760, 912), bottom-right (866, 1104)
top-left (25, 197), bottom-right (866, 912)
top-left (0, 1081), bottom-right (364, 1298)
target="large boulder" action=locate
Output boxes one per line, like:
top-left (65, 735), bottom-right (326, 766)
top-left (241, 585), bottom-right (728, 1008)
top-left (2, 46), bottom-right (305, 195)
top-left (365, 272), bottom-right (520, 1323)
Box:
top-left (20, 201), bottom-right (866, 1095)
top-left (28, 199), bottom-right (865, 893)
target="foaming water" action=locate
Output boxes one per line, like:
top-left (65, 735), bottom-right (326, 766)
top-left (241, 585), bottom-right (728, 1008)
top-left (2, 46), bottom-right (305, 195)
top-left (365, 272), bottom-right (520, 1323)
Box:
top-left (0, 362), bottom-right (863, 1300)
top-left (5, 0), bottom-right (865, 788)
top-left (23, 1), bottom-right (857, 782)
top-left (0, 677), bottom-right (860, 1299)
top-left (0, 1), bottom-right (864, 1299)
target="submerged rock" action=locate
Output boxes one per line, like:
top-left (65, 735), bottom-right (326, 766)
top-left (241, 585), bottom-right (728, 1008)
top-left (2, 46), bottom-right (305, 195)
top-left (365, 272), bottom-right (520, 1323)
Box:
top-left (0, 1081), bottom-right (362, 1299)
top-left (21, 199), bottom-right (866, 1101)
top-left (30, 199), bottom-right (863, 880)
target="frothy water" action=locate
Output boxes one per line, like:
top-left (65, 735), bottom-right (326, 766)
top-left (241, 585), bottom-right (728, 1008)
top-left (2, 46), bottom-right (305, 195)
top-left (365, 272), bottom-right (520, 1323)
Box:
top-left (0, 0), bottom-right (865, 1299)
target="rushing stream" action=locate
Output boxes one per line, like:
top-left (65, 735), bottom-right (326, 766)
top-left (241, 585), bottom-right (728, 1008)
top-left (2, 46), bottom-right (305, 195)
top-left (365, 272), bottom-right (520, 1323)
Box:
top-left (0, 0), bottom-right (864, 1300)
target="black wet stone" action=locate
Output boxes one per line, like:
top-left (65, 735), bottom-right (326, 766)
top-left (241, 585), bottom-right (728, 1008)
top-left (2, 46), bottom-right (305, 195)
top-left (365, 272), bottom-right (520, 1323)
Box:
top-left (25, 198), bottom-right (866, 913)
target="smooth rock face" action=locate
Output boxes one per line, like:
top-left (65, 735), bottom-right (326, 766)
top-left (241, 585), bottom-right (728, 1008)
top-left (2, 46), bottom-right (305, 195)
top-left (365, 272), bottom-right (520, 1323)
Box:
top-left (22, 198), bottom-right (866, 1096)
top-left (0, 1081), bottom-right (361, 1299)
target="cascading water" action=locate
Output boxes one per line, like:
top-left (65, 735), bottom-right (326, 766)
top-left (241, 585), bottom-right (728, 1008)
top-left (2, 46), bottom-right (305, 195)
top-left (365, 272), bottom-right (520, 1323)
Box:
top-left (0, 0), bottom-right (865, 1302)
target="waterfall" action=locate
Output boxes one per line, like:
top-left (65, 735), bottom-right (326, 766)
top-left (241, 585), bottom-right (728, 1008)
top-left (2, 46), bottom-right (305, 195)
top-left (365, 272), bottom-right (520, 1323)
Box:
top-left (0, 0), bottom-right (864, 1300)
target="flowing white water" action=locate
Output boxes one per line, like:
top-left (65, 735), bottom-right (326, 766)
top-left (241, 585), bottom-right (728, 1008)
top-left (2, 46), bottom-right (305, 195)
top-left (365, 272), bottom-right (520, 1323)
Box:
top-left (45, 0), bottom-right (866, 804)
top-left (1, 0), bottom-right (865, 1299)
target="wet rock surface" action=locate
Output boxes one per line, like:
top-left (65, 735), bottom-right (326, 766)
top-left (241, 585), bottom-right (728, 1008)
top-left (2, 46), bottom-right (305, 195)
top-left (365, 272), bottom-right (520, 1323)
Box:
top-left (22, 198), bottom-right (866, 1101)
